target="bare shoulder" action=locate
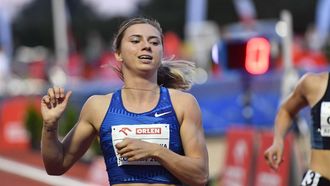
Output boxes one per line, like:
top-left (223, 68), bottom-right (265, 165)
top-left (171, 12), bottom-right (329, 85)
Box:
top-left (299, 72), bottom-right (328, 90)
top-left (168, 89), bottom-right (198, 105)
top-left (168, 89), bottom-right (202, 126)
top-left (298, 72), bottom-right (329, 105)
top-left (85, 93), bottom-right (114, 107)
top-left (300, 71), bottom-right (328, 83)
top-left (81, 93), bottom-right (114, 130)
top-left (168, 89), bottom-right (200, 115)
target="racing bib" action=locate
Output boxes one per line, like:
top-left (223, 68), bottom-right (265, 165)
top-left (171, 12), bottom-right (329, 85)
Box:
top-left (320, 102), bottom-right (330, 137)
top-left (111, 124), bottom-right (170, 166)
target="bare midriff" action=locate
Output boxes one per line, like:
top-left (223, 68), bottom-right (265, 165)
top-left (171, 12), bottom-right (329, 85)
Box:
top-left (310, 149), bottom-right (330, 180)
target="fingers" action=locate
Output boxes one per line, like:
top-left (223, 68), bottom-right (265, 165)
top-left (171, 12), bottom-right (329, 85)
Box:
top-left (47, 87), bottom-right (56, 104)
top-left (53, 87), bottom-right (65, 99)
top-left (264, 152), bottom-right (274, 169)
top-left (264, 150), bottom-right (277, 170)
top-left (116, 138), bottom-right (149, 161)
top-left (42, 95), bottom-right (52, 108)
top-left (271, 155), bottom-right (279, 170)
top-left (117, 145), bottom-right (131, 155)
top-left (274, 152), bottom-right (284, 169)
top-left (42, 95), bottom-right (51, 104)
top-left (59, 87), bottom-right (65, 98)
top-left (116, 138), bottom-right (134, 152)
top-left (264, 150), bottom-right (284, 171)
top-left (275, 152), bottom-right (283, 165)
top-left (117, 146), bottom-right (147, 161)
top-left (65, 90), bottom-right (72, 101)
top-left (43, 87), bottom-right (72, 107)
top-left (125, 151), bottom-right (148, 161)
top-left (116, 140), bottom-right (133, 157)
top-left (115, 139), bottom-right (128, 150)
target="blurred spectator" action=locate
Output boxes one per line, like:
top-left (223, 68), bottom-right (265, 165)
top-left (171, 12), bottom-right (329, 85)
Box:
top-left (83, 31), bottom-right (103, 80)
top-left (28, 47), bottom-right (47, 79)
top-left (97, 50), bottom-right (121, 82)
top-left (0, 47), bottom-right (10, 94)
top-left (292, 38), bottom-right (328, 70)
top-left (233, 0), bottom-right (256, 27)
top-left (163, 31), bottom-right (182, 58)
top-left (67, 51), bottom-right (84, 78)
top-left (275, 37), bottom-right (329, 71)
top-left (308, 0), bottom-right (330, 52)
top-left (185, 21), bottom-right (220, 75)
top-left (13, 46), bottom-right (49, 80)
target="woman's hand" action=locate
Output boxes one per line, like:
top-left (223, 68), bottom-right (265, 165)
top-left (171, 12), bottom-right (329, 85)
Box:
top-left (264, 140), bottom-right (284, 171)
top-left (115, 138), bottom-right (162, 161)
top-left (41, 87), bottom-right (72, 128)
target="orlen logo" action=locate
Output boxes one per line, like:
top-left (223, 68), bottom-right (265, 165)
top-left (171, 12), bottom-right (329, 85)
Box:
top-left (136, 127), bottom-right (161, 135)
top-left (119, 127), bottom-right (132, 136)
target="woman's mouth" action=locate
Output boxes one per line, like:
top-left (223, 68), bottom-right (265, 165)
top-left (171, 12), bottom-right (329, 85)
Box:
top-left (138, 55), bottom-right (153, 63)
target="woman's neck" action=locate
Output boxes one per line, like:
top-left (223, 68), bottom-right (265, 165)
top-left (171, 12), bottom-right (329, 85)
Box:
top-left (122, 67), bottom-right (158, 89)
top-left (122, 86), bottom-right (159, 92)
top-left (121, 81), bottom-right (160, 113)
top-left (123, 73), bottom-right (158, 90)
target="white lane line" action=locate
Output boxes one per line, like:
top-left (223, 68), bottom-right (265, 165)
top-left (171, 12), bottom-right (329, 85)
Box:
top-left (0, 156), bottom-right (99, 186)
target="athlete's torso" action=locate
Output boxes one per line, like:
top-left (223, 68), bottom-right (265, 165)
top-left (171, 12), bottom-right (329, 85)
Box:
top-left (308, 73), bottom-right (330, 179)
top-left (99, 87), bottom-right (184, 185)
top-left (310, 73), bottom-right (330, 150)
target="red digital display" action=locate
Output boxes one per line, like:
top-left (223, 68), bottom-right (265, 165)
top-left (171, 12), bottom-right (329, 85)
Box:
top-left (245, 37), bottom-right (271, 75)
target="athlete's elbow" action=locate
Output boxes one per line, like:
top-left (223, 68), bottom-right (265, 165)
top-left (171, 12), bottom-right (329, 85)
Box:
top-left (46, 170), bottom-right (64, 176)
top-left (190, 172), bottom-right (209, 186)
top-left (42, 157), bottom-right (67, 175)
top-left (44, 166), bottom-right (66, 176)
top-left (189, 179), bottom-right (208, 186)
top-left (198, 173), bottom-right (209, 186)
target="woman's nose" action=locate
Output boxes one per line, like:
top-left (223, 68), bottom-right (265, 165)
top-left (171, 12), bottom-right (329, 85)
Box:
top-left (141, 41), bottom-right (152, 51)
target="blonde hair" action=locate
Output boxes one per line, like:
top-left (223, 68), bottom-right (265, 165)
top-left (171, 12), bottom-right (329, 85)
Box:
top-left (111, 17), bottom-right (195, 90)
top-left (158, 59), bottom-right (195, 90)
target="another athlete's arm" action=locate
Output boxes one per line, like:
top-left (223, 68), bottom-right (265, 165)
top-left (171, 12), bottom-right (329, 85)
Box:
top-left (264, 74), bottom-right (311, 170)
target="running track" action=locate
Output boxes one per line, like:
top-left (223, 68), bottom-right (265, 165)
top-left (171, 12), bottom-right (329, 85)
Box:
top-left (0, 149), bottom-right (105, 186)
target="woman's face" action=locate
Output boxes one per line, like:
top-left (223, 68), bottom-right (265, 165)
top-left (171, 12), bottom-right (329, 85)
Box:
top-left (115, 23), bottom-right (163, 75)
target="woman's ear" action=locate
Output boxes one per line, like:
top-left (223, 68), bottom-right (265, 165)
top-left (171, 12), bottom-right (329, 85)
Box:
top-left (115, 52), bottom-right (123, 62)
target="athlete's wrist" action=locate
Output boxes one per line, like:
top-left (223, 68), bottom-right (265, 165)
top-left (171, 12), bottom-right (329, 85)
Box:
top-left (43, 125), bottom-right (58, 132)
top-left (151, 144), bottom-right (166, 159)
top-left (43, 121), bottom-right (59, 132)
top-left (273, 137), bottom-right (284, 146)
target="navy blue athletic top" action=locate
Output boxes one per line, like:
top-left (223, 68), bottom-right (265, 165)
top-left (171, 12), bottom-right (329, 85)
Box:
top-left (311, 73), bottom-right (330, 149)
top-left (99, 86), bottom-right (184, 185)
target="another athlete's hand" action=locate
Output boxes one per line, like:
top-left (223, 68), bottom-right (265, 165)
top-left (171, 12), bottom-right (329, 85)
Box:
top-left (115, 138), bottom-right (162, 161)
top-left (41, 87), bottom-right (72, 128)
top-left (264, 141), bottom-right (284, 171)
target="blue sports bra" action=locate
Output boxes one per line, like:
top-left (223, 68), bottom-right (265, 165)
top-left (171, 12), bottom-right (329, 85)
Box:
top-left (99, 86), bottom-right (184, 185)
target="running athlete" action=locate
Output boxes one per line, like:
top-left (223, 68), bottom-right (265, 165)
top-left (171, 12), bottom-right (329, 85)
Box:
top-left (264, 72), bottom-right (330, 186)
top-left (40, 17), bottom-right (209, 186)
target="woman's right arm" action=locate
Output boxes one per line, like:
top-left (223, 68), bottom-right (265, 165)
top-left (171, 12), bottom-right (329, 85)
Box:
top-left (264, 74), bottom-right (310, 170)
top-left (41, 87), bottom-right (97, 175)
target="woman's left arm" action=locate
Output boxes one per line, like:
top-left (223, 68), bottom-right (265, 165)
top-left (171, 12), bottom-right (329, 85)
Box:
top-left (155, 92), bottom-right (209, 186)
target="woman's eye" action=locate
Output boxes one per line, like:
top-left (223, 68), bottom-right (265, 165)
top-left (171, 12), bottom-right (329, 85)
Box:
top-left (150, 41), bottom-right (160, 46)
top-left (131, 40), bottom-right (139, 44)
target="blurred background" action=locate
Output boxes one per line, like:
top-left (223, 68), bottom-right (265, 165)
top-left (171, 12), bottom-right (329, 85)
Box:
top-left (0, 0), bottom-right (329, 185)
